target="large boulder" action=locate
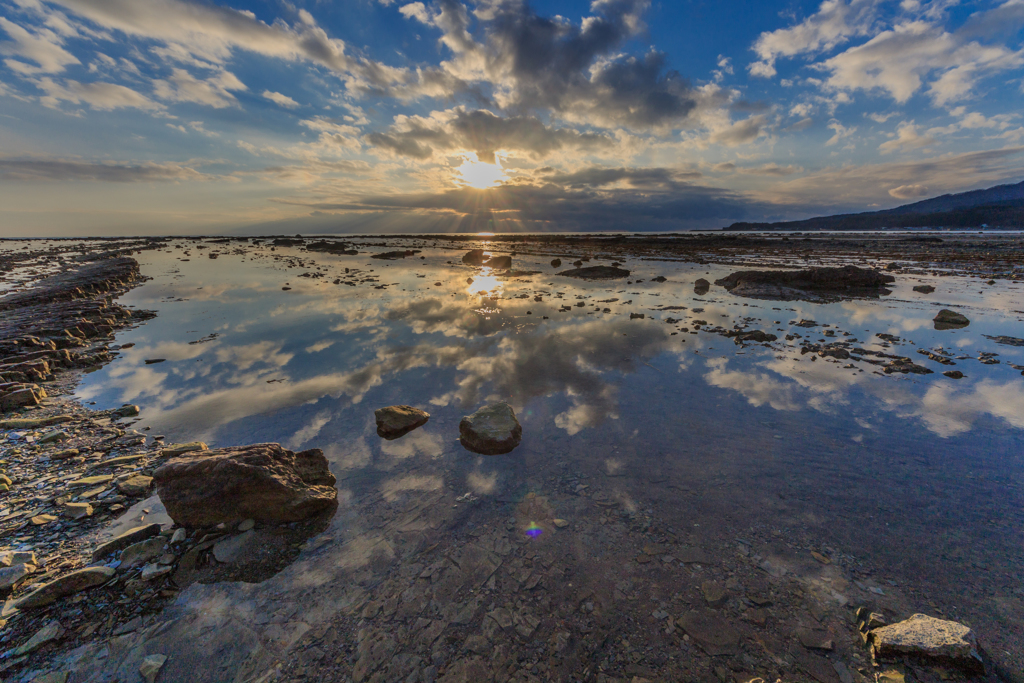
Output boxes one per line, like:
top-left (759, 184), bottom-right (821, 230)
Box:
top-left (459, 403), bottom-right (522, 455)
top-left (153, 443), bottom-right (337, 527)
top-left (870, 614), bottom-right (983, 674)
top-left (714, 266), bottom-right (895, 301)
top-left (375, 405), bottom-right (430, 440)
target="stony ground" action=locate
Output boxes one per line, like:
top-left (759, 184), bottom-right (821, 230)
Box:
top-left (0, 235), bottom-right (1021, 683)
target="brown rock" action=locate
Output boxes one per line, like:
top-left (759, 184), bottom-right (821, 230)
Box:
top-left (459, 403), bottom-right (522, 455)
top-left (870, 614), bottom-right (983, 674)
top-left (694, 278), bottom-right (710, 295)
top-left (153, 443), bottom-right (337, 527)
top-left (678, 610), bottom-right (740, 656)
top-left (118, 475), bottom-right (154, 496)
top-left (374, 405), bottom-right (430, 440)
top-left (92, 523), bottom-right (163, 561)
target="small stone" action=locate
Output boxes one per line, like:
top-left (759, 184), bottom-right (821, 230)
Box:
top-left (119, 537), bottom-right (167, 569)
top-left (374, 405), bottom-right (430, 440)
top-left (694, 278), bottom-right (711, 295)
top-left (913, 285), bottom-right (935, 293)
top-left (811, 551), bottom-right (831, 564)
top-left (112, 404), bottom-right (141, 417)
top-left (38, 431), bottom-right (69, 444)
top-left (15, 567), bottom-right (115, 609)
top-left (552, 519), bottom-right (569, 528)
top-left (943, 370), bottom-right (964, 379)
top-left (933, 309), bottom-right (970, 330)
top-left (0, 563), bottom-right (35, 593)
top-left (141, 563), bottom-right (173, 581)
top-left (51, 448), bottom-right (80, 460)
top-left (701, 581), bottom-right (728, 608)
top-left (237, 518), bottom-right (255, 531)
top-left (170, 528), bottom-right (187, 544)
top-left (459, 402), bottom-right (522, 455)
top-left (68, 474), bottom-right (114, 488)
top-left (139, 653), bottom-right (168, 683)
top-left (31, 514), bottom-right (58, 525)
top-left (64, 502), bottom-right (93, 519)
top-left (797, 627), bottom-right (834, 650)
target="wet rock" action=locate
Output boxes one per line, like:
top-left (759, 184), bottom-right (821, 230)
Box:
top-left (116, 474), bottom-right (153, 497)
top-left (371, 250), bottom-right (420, 260)
top-left (374, 405), bottom-right (430, 440)
top-left (715, 265), bottom-right (895, 301)
top-left (694, 278), bottom-right (710, 295)
top-left (119, 537), bottom-right (167, 569)
top-left (933, 309), bottom-right (970, 330)
top-left (14, 567), bottom-right (115, 609)
top-left (159, 441), bottom-right (208, 457)
top-left (943, 370), bottom-right (964, 379)
top-left (462, 250), bottom-right (487, 266)
top-left (912, 285), bottom-right (935, 294)
top-left (483, 255), bottom-right (512, 269)
top-left (459, 403), bottom-right (522, 455)
top-left (558, 265), bottom-right (630, 280)
top-left (91, 523), bottom-right (163, 561)
top-left (984, 334), bottom-right (1024, 347)
top-left (153, 443), bottom-right (337, 527)
top-left (870, 614), bottom-right (983, 674)
top-left (550, 259), bottom-right (561, 268)
top-left (139, 654), bottom-right (168, 683)
top-left (112, 404), bottom-right (140, 417)
top-left (883, 358), bottom-right (934, 375)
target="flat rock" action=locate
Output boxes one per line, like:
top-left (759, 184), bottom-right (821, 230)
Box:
top-left (118, 475), bottom-right (153, 496)
top-left (715, 266), bottom-right (894, 301)
top-left (15, 567), bottom-right (115, 609)
top-left (212, 530), bottom-right (257, 563)
top-left (701, 581), bottom-right (728, 608)
top-left (153, 443), bottom-right (337, 527)
top-left (933, 309), bottom-right (970, 330)
top-left (557, 265), bottom-right (630, 280)
top-left (0, 563), bottom-right (34, 593)
top-left (139, 654), bottom-right (168, 683)
top-left (374, 405), bottom-right (430, 440)
top-left (64, 502), bottom-right (93, 519)
top-left (160, 441), bottom-right (208, 457)
top-left (913, 285), bottom-right (935, 293)
top-left (119, 537), bottom-right (167, 569)
top-left (870, 614), bottom-right (983, 674)
top-left (13, 621), bottom-right (64, 656)
top-left (459, 403), bottom-right (522, 455)
top-left (92, 523), bottom-right (163, 561)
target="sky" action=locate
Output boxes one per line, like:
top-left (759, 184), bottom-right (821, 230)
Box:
top-left (1, 0), bottom-right (1024, 236)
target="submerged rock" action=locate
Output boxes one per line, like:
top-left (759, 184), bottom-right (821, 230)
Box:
top-left (694, 278), bottom-right (710, 295)
top-left (483, 255), bottom-right (512, 269)
top-left (462, 249), bottom-right (487, 266)
top-left (715, 266), bottom-right (895, 301)
top-left (550, 258), bottom-right (562, 268)
top-left (153, 443), bottom-right (337, 527)
top-left (913, 285), bottom-right (935, 294)
top-left (459, 402), bottom-right (522, 455)
top-left (375, 405), bottom-right (430, 440)
top-left (934, 309), bottom-right (970, 330)
top-left (557, 266), bottom-right (630, 280)
top-left (870, 614), bottom-right (983, 674)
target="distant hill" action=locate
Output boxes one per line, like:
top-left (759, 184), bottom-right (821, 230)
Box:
top-left (725, 180), bottom-right (1024, 231)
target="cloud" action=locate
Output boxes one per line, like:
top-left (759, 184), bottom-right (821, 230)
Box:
top-left (878, 121), bottom-right (935, 154)
top-left (0, 158), bottom-right (214, 182)
top-left (825, 118), bottom-right (856, 145)
top-left (888, 183), bottom-right (929, 199)
top-left (35, 77), bottom-right (165, 111)
top-left (748, 0), bottom-right (879, 78)
top-left (709, 115), bottom-right (765, 146)
top-left (0, 16), bottom-right (80, 74)
top-left (152, 68), bottom-right (246, 108)
top-left (263, 90), bottom-right (299, 108)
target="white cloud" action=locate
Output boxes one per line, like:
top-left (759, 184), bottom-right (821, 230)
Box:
top-left (878, 120), bottom-right (935, 153)
top-left (262, 90), bottom-right (299, 108)
top-left (0, 16), bottom-right (80, 74)
top-left (888, 183), bottom-right (929, 199)
top-left (153, 68), bottom-right (246, 108)
top-left (36, 76), bottom-right (165, 111)
top-left (825, 118), bottom-right (856, 145)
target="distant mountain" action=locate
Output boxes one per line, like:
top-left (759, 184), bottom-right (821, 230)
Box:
top-left (725, 180), bottom-right (1024, 231)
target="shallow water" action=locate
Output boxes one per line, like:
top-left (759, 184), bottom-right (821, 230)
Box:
top-left (73, 240), bottom-right (1024, 678)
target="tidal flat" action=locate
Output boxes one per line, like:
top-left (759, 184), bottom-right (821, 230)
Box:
top-left (1, 233), bottom-right (1023, 683)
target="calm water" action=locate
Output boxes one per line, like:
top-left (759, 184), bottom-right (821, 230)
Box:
top-left (74, 239), bottom-right (1024, 672)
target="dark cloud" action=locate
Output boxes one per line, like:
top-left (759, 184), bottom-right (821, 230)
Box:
top-left (0, 158), bottom-right (210, 182)
top-left (367, 108), bottom-right (615, 161)
top-left (542, 166), bottom-right (701, 189)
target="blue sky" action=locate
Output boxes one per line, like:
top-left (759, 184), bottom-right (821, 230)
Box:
top-left (1, 0), bottom-right (1023, 235)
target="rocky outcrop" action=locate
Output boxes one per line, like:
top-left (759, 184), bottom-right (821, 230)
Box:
top-left (714, 266), bottom-right (895, 301)
top-left (934, 309), bottom-right (970, 330)
top-left (459, 403), bottom-right (522, 455)
top-left (557, 266), bottom-right (630, 280)
top-left (869, 614), bottom-right (984, 674)
top-left (375, 405), bottom-right (430, 439)
top-left (153, 443), bottom-right (338, 527)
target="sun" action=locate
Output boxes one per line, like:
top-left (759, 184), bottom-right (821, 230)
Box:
top-left (455, 154), bottom-right (508, 189)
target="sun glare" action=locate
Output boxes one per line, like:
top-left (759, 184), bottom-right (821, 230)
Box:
top-left (456, 155), bottom-right (507, 189)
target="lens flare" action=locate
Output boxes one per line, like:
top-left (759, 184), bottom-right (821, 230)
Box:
top-left (455, 154), bottom-right (507, 189)
top-left (525, 522), bottom-right (543, 538)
